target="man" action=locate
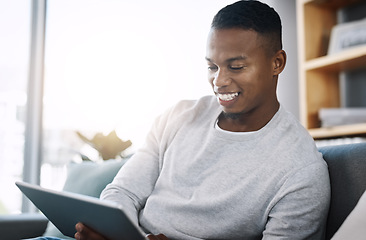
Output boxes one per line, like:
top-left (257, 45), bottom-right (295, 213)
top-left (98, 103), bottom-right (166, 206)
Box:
top-left (44, 1), bottom-right (331, 239)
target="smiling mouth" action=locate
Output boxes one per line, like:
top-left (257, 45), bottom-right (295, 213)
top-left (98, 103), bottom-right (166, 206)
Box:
top-left (217, 92), bottom-right (239, 101)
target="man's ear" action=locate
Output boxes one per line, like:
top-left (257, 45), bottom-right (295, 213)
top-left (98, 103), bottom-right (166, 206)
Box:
top-left (273, 50), bottom-right (286, 76)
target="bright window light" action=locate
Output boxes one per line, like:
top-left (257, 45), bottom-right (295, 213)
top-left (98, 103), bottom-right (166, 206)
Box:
top-left (42, 0), bottom-right (237, 189)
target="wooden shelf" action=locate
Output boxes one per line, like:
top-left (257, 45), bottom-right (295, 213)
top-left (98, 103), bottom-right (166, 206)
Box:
top-left (304, 0), bottom-right (361, 9)
top-left (309, 123), bottom-right (366, 139)
top-left (305, 45), bottom-right (366, 72)
top-left (297, 0), bottom-right (366, 139)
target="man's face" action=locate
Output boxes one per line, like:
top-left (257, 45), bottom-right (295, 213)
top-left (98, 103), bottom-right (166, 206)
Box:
top-left (206, 28), bottom-right (278, 117)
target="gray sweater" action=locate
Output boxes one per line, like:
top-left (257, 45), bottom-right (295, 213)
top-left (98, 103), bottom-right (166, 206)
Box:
top-left (101, 95), bottom-right (330, 240)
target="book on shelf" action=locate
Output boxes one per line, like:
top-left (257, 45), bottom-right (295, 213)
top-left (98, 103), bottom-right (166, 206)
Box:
top-left (319, 108), bottom-right (366, 127)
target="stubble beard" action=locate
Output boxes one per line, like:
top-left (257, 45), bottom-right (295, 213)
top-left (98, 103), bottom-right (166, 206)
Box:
top-left (221, 111), bottom-right (242, 120)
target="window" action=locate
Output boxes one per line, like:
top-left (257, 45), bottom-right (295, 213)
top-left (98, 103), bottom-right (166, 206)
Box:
top-left (40, 0), bottom-right (236, 192)
top-left (0, 0), bottom-right (31, 214)
top-left (1, 0), bottom-right (237, 214)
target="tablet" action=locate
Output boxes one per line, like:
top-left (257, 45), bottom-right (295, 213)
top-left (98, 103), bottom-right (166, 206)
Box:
top-left (16, 181), bottom-right (147, 240)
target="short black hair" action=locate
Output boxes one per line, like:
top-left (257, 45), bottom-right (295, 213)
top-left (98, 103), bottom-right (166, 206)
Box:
top-left (211, 0), bottom-right (282, 54)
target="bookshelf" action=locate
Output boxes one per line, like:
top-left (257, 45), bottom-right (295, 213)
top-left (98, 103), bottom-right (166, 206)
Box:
top-left (296, 0), bottom-right (366, 139)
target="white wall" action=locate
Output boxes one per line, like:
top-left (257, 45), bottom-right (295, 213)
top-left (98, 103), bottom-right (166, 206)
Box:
top-left (267, 0), bottom-right (299, 119)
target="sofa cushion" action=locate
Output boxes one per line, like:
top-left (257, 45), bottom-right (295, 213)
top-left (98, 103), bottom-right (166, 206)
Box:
top-left (62, 159), bottom-right (127, 197)
top-left (318, 142), bottom-right (366, 240)
top-left (43, 159), bottom-right (127, 238)
top-left (331, 190), bottom-right (366, 240)
top-left (0, 213), bottom-right (48, 240)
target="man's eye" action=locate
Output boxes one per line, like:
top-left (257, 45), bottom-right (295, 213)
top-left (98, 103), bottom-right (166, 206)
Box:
top-left (230, 66), bottom-right (244, 70)
top-left (208, 66), bottom-right (218, 71)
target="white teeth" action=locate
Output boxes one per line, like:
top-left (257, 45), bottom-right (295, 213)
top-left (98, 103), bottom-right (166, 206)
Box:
top-left (218, 92), bottom-right (239, 101)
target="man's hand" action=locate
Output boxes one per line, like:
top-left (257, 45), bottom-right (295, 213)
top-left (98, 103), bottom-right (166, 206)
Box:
top-left (146, 233), bottom-right (169, 240)
top-left (75, 222), bottom-right (108, 240)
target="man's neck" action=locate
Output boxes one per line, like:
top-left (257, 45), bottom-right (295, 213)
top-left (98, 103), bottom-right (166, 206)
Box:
top-left (218, 102), bottom-right (280, 132)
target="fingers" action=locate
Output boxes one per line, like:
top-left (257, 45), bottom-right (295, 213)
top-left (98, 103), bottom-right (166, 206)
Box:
top-left (75, 222), bottom-right (108, 240)
top-left (146, 233), bottom-right (170, 240)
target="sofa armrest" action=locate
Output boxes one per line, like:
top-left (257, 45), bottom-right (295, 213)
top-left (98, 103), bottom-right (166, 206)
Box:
top-left (319, 142), bottom-right (366, 240)
top-left (0, 213), bottom-right (48, 240)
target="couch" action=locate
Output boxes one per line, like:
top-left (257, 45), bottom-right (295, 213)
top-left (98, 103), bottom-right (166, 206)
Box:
top-left (321, 142), bottom-right (366, 239)
top-left (0, 142), bottom-right (365, 240)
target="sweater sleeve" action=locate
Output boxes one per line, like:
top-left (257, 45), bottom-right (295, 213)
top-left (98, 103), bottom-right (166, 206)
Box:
top-left (262, 161), bottom-right (331, 240)
top-left (100, 109), bottom-right (170, 227)
top-left (100, 98), bottom-right (203, 229)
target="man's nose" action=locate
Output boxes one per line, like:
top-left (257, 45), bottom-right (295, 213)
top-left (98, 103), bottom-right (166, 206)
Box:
top-left (213, 68), bottom-right (231, 87)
